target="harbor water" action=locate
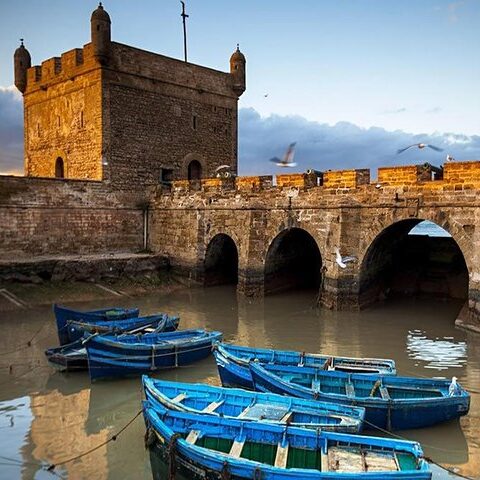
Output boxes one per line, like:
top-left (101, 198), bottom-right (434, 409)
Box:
top-left (0, 286), bottom-right (478, 479)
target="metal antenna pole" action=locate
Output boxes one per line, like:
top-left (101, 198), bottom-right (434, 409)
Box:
top-left (180, 1), bottom-right (189, 62)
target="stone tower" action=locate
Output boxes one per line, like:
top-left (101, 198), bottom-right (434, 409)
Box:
top-left (230, 45), bottom-right (246, 97)
top-left (14, 40), bottom-right (31, 93)
top-left (14, 4), bottom-right (246, 186)
top-left (91, 2), bottom-right (111, 64)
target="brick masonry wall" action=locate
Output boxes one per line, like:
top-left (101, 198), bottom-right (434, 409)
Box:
top-left (0, 176), bottom-right (145, 258)
top-left (24, 44), bottom-right (103, 180)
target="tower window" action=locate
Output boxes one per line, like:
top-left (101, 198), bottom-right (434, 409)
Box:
top-left (57, 116), bottom-right (61, 127)
top-left (55, 157), bottom-right (64, 178)
top-left (192, 115), bottom-right (197, 130)
top-left (37, 123), bottom-right (40, 137)
top-left (80, 110), bottom-right (84, 128)
top-left (161, 168), bottom-right (173, 183)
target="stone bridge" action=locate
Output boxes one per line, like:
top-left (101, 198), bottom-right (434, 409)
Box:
top-left (151, 160), bottom-right (480, 329)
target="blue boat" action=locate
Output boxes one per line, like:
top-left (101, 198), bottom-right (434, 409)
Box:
top-left (54, 304), bottom-right (140, 345)
top-left (63, 313), bottom-right (180, 345)
top-left (142, 376), bottom-right (365, 433)
top-left (143, 400), bottom-right (431, 479)
top-left (250, 362), bottom-right (470, 431)
top-left (213, 343), bottom-right (396, 390)
top-left (45, 314), bottom-right (180, 372)
top-left (85, 329), bottom-right (222, 381)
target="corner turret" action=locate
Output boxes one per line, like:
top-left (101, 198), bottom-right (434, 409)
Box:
top-left (230, 44), bottom-right (246, 97)
top-left (14, 39), bottom-right (31, 93)
top-left (91, 2), bottom-right (111, 64)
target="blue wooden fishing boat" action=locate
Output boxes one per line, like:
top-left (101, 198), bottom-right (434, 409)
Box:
top-left (213, 343), bottom-right (396, 390)
top-left (54, 304), bottom-right (140, 345)
top-left (62, 313), bottom-right (180, 345)
top-left (250, 362), bottom-right (470, 431)
top-left (142, 376), bottom-right (365, 433)
top-left (143, 400), bottom-right (431, 479)
top-left (45, 314), bottom-right (180, 372)
top-left (86, 329), bottom-right (222, 381)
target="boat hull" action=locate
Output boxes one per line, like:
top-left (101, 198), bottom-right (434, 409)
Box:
top-left (213, 343), bottom-right (396, 390)
top-left (142, 377), bottom-right (366, 433)
top-left (250, 363), bottom-right (470, 431)
top-left (86, 330), bottom-right (222, 381)
top-left (54, 304), bottom-right (140, 345)
top-left (143, 402), bottom-right (431, 480)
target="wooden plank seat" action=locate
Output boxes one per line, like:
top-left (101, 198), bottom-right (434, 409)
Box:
top-left (202, 400), bottom-right (224, 413)
top-left (185, 429), bottom-right (200, 444)
top-left (345, 382), bottom-right (355, 398)
top-left (379, 386), bottom-right (391, 400)
top-left (328, 447), bottom-right (399, 473)
top-left (274, 442), bottom-right (289, 468)
top-left (172, 393), bottom-right (187, 403)
top-left (229, 439), bottom-right (245, 458)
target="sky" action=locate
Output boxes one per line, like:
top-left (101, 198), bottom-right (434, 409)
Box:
top-left (0, 0), bottom-right (479, 175)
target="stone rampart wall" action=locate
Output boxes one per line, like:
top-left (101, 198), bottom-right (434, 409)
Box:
top-left (0, 176), bottom-right (146, 258)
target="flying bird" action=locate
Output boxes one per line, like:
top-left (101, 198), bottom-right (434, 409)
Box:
top-left (269, 142), bottom-right (297, 167)
top-left (264, 93), bottom-right (269, 97)
top-left (334, 247), bottom-right (358, 269)
top-left (397, 143), bottom-right (443, 154)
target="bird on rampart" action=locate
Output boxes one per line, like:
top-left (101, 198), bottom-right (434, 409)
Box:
top-left (446, 154), bottom-right (455, 162)
top-left (397, 143), bottom-right (443, 154)
top-left (269, 142), bottom-right (297, 167)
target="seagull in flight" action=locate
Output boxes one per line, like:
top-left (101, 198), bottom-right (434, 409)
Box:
top-left (269, 142), bottom-right (297, 167)
top-left (334, 248), bottom-right (358, 269)
top-left (397, 143), bottom-right (443, 154)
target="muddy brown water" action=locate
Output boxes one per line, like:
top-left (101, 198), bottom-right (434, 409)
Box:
top-left (0, 286), bottom-right (478, 479)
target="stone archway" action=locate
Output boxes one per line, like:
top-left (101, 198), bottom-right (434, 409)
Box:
top-left (359, 219), bottom-right (469, 308)
top-left (264, 228), bottom-right (322, 295)
top-left (204, 233), bottom-right (238, 286)
top-left (187, 160), bottom-right (202, 180)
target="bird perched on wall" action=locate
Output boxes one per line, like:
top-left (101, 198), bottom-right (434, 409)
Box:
top-left (397, 143), bottom-right (443, 154)
top-left (269, 142), bottom-right (297, 167)
top-left (446, 154), bottom-right (455, 162)
top-left (334, 248), bottom-right (358, 269)
top-left (215, 165), bottom-right (233, 178)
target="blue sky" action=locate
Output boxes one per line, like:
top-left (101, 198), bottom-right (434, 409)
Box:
top-left (0, 1), bottom-right (479, 174)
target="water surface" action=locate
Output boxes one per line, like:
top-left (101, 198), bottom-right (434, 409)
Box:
top-left (0, 287), bottom-right (478, 479)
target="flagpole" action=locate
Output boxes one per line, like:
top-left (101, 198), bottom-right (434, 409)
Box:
top-left (180, 1), bottom-right (189, 62)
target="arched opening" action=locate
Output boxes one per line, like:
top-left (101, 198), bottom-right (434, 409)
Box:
top-left (359, 219), bottom-right (468, 308)
top-left (204, 234), bottom-right (238, 286)
top-left (187, 160), bottom-right (202, 180)
top-left (55, 157), bottom-right (64, 178)
top-left (264, 228), bottom-right (322, 295)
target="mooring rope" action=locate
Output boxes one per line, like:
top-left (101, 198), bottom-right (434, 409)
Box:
top-left (45, 408), bottom-right (143, 473)
top-left (362, 419), bottom-right (475, 480)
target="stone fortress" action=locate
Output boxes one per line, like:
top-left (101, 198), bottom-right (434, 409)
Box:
top-left (2, 4), bottom-right (480, 331)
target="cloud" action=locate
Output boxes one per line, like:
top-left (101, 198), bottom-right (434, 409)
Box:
top-left (425, 107), bottom-right (442, 114)
top-left (238, 108), bottom-right (480, 177)
top-left (383, 107), bottom-right (407, 115)
top-left (0, 86), bottom-right (23, 175)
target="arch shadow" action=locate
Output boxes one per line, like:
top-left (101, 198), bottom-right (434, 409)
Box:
top-left (204, 233), bottom-right (238, 286)
top-left (359, 219), bottom-right (468, 308)
top-left (264, 227), bottom-right (322, 295)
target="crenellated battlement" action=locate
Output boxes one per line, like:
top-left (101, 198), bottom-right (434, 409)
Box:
top-left (166, 160), bottom-right (480, 195)
top-left (24, 44), bottom-right (96, 92)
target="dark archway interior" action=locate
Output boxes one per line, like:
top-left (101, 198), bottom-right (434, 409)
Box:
top-left (187, 160), bottom-right (202, 180)
top-left (204, 234), bottom-right (238, 286)
top-left (360, 220), bottom-right (468, 308)
top-left (55, 157), bottom-right (64, 178)
top-left (265, 228), bottom-right (322, 295)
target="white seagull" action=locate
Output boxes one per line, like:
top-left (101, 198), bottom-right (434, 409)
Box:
top-left (397, 143), bottom-right (443, 154)
top-left (334, 248), bottom-right (358, 269)
top-left (446, 154), bottom-right (455, 162)
top-left (269, 142), bottom-right (297, 167)
top-left (215, 165), bottom-right (233, 178)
